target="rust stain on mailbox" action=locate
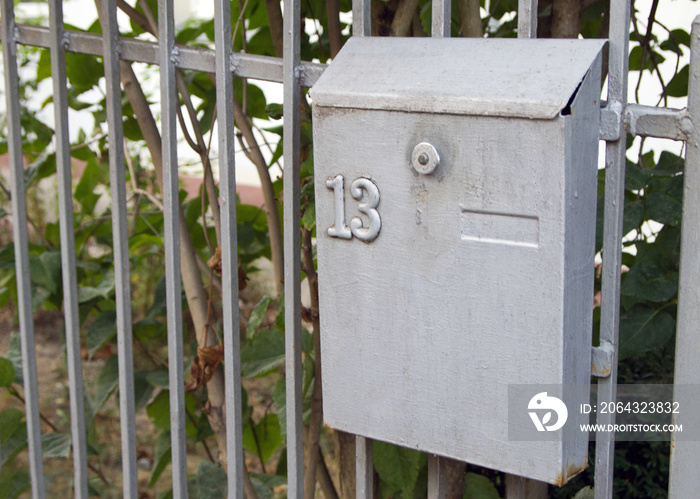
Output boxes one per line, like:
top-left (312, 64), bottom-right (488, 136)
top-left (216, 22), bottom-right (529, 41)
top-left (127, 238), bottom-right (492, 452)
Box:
top-left (310, 37), bottom-right (606, 486)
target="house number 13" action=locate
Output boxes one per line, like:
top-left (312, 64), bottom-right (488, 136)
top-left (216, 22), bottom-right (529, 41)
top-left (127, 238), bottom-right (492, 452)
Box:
top-left (326, 175), bottom-right (381, 243)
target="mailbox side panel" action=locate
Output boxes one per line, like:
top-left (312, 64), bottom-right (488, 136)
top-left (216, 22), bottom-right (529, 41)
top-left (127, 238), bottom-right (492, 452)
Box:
top-left (313, 107), bottom-right (571, 483)
top-left (560, 54), bottom-right (603, 480)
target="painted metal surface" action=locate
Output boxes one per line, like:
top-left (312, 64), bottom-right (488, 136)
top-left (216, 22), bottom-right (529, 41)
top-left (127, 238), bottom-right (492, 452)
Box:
top-left (427, 454), bottom-right (447, 499)
top-left (213, 0), bottom-right (246, 496)
top-left (283, 0), bottom-right (304, 493)
top-left (311, 37), bottom-right (606, 119)
top-left (99, 1), bottom-right (139, 496)
top-left (13, 24), bottom-right (325, 87)
top-left (0, 0), bottom-right (698, 496)
top-left (0, 1), bottom-right (46, 496)
top-left (157, 0), bottom-right (188, 496)
top-left (594, 0), bottom-right (631, 494)
top-left (356, 436), bottom-right (374, 498)
top-left (668, 15), bottom-right (700, 499)
top-left (624, 104), bottom-right (693, 140)
top-left (48, 2), bottom-right (90, 496)
top-left (432, 0), bottom-right (450, 37)
top-left (311, 41), bottom-right (603, 484)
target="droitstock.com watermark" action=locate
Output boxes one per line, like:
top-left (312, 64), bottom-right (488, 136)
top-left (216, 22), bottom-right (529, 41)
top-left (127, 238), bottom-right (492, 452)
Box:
top-left (508, 384), bottom-right (700, 442)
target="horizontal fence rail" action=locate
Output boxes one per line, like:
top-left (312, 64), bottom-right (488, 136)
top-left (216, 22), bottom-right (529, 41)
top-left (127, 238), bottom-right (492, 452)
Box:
top-left (0, 0), bottom-right (698, 498)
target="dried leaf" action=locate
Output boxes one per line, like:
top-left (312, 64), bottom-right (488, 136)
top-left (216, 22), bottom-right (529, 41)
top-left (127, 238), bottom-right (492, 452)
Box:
top-left (208, 247), bottom-right (248, 291)
top-left (208, 247), bottom-right (222, 277)
top-left (185, 344), bottom-right (224, 392)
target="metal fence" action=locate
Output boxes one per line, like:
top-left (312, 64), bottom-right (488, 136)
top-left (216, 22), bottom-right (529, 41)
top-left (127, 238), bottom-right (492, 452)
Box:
top-left (0, 0), bottom-right (698, 497)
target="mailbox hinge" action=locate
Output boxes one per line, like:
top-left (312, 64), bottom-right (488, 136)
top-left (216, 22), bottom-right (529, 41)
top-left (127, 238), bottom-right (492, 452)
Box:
top-left (599, 101), bottom-right (623, 141)
top-left (591, 342), bottom-right (615, 378)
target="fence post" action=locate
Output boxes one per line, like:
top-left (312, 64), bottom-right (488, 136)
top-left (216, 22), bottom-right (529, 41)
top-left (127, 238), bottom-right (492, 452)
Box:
top-left (668, 14), bottom-right (700, 499)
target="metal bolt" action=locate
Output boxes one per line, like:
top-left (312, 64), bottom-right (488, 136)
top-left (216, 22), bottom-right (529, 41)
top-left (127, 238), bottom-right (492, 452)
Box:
top-left (411, 142), bottom-right (440, 175)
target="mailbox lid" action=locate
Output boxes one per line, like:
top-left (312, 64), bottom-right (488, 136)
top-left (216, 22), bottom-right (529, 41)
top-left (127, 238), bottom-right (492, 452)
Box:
top-left (309, 37), bottom-right (606, 120)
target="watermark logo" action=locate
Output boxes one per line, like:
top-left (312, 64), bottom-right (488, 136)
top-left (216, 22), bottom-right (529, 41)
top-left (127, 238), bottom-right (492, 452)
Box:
top-left (528, 392), bottom-right (568, 432)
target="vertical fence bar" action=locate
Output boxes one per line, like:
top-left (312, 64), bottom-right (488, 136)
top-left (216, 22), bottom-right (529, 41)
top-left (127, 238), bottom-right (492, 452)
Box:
top-left (427, 5), bottom-right (451, 495)
top-left (355, 437), bottom-right (373, 498)
top-left (668, 15), bottom-right (700, 499)
top-left (506, 3), bottom-right (546, 497)
top-left (517, 0), bottom-right (538, 38)
top-left (431, 0), bottom-right (450, 37)
top-left (351, 1), bottom-right (372, 495)
top-left (427, 454), bottom-right (446, 499)
top-left (0, 1), bottom-right (46, 496)
top-left (47, 2), bottom-right (89, 497)
top-left (157, 0), bottom-right (188, 496)
top-left (594, 0), bottom-right (630, 495)
top-left (352, 0), bottom-right (370, 36)
top-left (213, 0), bottom-right (245, 497)
top-left (284, 0), bottom-right (303, 492)
top-left (99, 1), bottom-right (139, 496)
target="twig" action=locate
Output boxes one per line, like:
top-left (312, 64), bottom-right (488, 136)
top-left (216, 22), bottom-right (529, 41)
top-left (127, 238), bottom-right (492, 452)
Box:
top-left (176, 104), bottom-right (202, 153)
top-left (185, 407), bottom-right (216, 463)
top-left (10, 387), bottom-right (111, 485)
top-left (318, 448), bottom-right (340, 499)
top-left (248, 416), bottom-right (267, 474)
top-left (301, 227), bottom-right (324, 499)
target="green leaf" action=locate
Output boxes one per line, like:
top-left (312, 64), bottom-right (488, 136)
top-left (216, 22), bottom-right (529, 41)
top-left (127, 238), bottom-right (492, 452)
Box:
top-left (625, 160), bottom-right (652, 191)
top-left (572, 486), bottom-right (595, 499)
top-left (148, 431), bottom-right (172, 488)
top-left (463, 472), bottom-right (500, 499)
top-left (0, 287), bottom-right (9, 309)
top-left (65, 52), bottom-right (104, 92)
top-left (249, 473), bottom-right (287, 499)
top-left (41, 432), bottom-right (72, 458)
top-left (628, 45), bottom-right (665, 72)
top-left (265, 103), bottom-right (283, 120)
top-left (0, 468), bottom-right (31, 499)
top-left (646, 191), bottom-right (682, 227)
top-left (146, 390), bottom-right (172, 431)
top-left (30, 251), bottom-right (62, 296)
top-left (94, 355), bottom-right (119, 410)
top-left (622, 199), bottom-right (644, 236)
top-left (7, 334), bottom-right (23, 386)
top-left (78, 269), bottom-right (115, 303)
top-left (234, 81), bottom-right (268, 119)
top-left (302, 204), bottom-right (316, 232)
top-left (241, 328), bottom-right (285, 377)
top-left (0, 358), bottom-right (15, 387)
top-left (247, 296), bottom-right (272, 340)
top-left (86, 310), bottom-right (117, 359)
top-left (621, 264), bottom-right (678, 304)
top-left (146, 390), bottom-right (197, 434)
top-left (74, 156), bottom-right (102, 214)
top-left (195, 461), bottom-right (227, 499)
top-left (0, 408), bottom-right (27, 467)
top-left (133, 372), bottom-right (156, 412)
top-left (666, 65), bottom-right (689, 98)
top-left (23, 153), bottom-right (55, 188)
top-left (0, 409), bottom-right (23, 445)
top-left (619, 308), bottom-right (675, 360)
top-left (242, 413), bottom-right (283, 462)
top-left (373, 441), bottom-right (426, 499)
top-left (273, 374), bottom-right (313, 439)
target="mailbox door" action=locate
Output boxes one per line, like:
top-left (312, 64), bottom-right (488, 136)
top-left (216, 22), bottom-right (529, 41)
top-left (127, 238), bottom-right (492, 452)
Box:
top-left (312, 52), bottom-right (601, 481)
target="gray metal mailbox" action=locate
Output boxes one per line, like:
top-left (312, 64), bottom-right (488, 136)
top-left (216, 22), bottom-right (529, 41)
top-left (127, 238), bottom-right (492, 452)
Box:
top-left (310, 37), bottom-right (606, 485)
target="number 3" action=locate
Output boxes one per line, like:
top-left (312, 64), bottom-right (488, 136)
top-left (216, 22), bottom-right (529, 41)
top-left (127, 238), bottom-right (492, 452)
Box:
top-left (326, 175), bottom-right (381, 243)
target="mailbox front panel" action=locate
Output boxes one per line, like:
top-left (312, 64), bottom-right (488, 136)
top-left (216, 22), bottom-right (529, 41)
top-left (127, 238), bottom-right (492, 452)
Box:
top-left (313, 103), bottom-right (597, 483)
